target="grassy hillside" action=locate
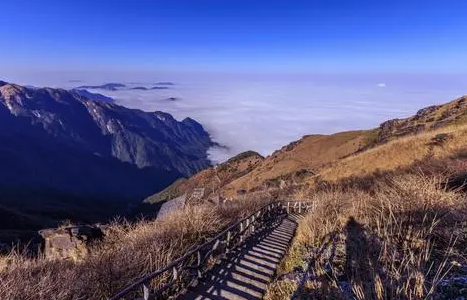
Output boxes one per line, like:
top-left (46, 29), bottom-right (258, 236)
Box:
top-left (265, 172), bottom-right (467, 300)
top-left (145, 150), bottom-right (264, 203)
top-left (318, 124), bottom-right (467, 182)
top-left (223, 130), bottom-right (376, 197)
top-left (0, 198), bottom-right (269, 299)
top-left (375, 95), bottom-right (467, 144)
top-left (156, 95), bottom-right (467, 201)
top-left (2, 94), bottom-right (467, 299)
top-left (261, 96), bottom-right (467, 300)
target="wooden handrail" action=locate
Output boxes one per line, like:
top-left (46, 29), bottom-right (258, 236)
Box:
top-left (108, 201), bottom-right (285, 300)
top-left (108, 200), bottom-right (313, 300)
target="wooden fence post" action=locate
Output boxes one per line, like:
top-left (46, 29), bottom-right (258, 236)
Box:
top-left (251, 215), bottom-right (255, 233)
top-left (240, 222), bottom-right (244, 243)
top-left (143, 281), bottom-right (150, 300)
top-left (226, 230), bottom-right (231, 254)
top-left (197, 251), bottom-right (202, 278)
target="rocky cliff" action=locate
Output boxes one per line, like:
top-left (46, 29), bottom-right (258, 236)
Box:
top-left (0, 82), bottom-right (214, 198)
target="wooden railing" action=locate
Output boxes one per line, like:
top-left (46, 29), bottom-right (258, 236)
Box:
top-left (108, 200), bottom-right (312, 300)
top-left (285, 201), bottom-right (314, 214)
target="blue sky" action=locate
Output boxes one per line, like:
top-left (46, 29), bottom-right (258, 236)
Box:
top-left (1, 1), bottom-right (467, 160)
top-left (1, 0), bottom-right (467, 74)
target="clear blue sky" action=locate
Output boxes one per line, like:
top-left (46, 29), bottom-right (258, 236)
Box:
top-left (1, 0), bottom-right (467, 74)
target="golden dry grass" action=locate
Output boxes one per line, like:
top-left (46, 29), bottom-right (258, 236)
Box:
top-left (147, 151), bottom-right (264, 203)
top-left (224, 130), bottom-right (373, 197)
top-left (267, 173), bottom-right (467, 300)
top-left (319, 124), bottom-right (467, 182)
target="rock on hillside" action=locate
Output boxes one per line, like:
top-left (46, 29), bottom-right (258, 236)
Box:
top-left (376, 95), bottom-right (467, 144)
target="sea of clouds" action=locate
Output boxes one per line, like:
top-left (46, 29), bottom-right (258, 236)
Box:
top-left (6, 71), bottom-right (466, 163)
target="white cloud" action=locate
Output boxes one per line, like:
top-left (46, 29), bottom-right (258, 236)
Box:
top-left (377, 83), bottom-right (386, 88)
top-left (13, 72), bottom-right (465, 164)
top-left (93, 76), bottom-right (461, 163)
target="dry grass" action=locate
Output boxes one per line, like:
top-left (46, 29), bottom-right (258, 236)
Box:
top-left (319, 124), bottom-right (467, 182)
top-left (267, 173), bottom-right (467, 299)
top-left (264, 279), bottom-right (297, 300)
top-left (223, 130), bottom-right (373, 197)
top-left (0, 198), bottom-right (268, 300)
top-left (147, 151), bottom-right (265, 203)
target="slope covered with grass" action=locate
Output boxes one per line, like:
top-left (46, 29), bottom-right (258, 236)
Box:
top-left (2, 94), bottom-right (467, 299)
top-left (266, 173), bottom-right (467, 300)
top-left (318, 124), bottom-right (467, 182)
top-left (158, 95), bottom-right (467, 201)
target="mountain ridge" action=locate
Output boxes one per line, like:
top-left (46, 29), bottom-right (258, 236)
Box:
top-left (0, 80), bottom-right (215, 242)
top-left (0, 81), bottom-right (213, 177)
top-left (150, 94), bottom-right (467, 201)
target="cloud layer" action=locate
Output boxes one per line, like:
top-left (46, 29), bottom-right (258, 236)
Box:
top-left (7, 72), bottom-right (466, 163)
top-left (90, 74), bottom-right (464, 163)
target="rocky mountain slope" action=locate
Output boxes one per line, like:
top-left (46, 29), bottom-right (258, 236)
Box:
top-left (0, 81), bottom-right (215, 241)
top-left (0, 81), bottom-right (215, 199)
top-left (151, 95), bottom-right (467, 201)
top-left (375, 95), bottom-right (467, 143)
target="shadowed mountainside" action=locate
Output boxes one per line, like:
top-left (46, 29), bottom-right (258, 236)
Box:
top-left (0, 82), bottom-right (213, 180)
top-left (0, 81), bottom-right (214, 242)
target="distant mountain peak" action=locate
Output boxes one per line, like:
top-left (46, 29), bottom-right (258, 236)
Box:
top-left (154, 82), bottom-right (175, 86)
top-left (76, 83), bottom-right (126, 91)
top-left (0, 83), bottom-right (29, 101)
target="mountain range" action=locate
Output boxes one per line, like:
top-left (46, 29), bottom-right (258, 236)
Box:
top-left (76, 82), bottom-right (173, 91)
top-left (75, 83), bottom-right (126, 91)
top-left (0, 81), bottom-right (213, 240)
top-left (0, 81), bottom-right (214, 194)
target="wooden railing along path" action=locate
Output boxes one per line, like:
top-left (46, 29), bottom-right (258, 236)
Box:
top-left (109, 201), bottom-right (312, 300)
